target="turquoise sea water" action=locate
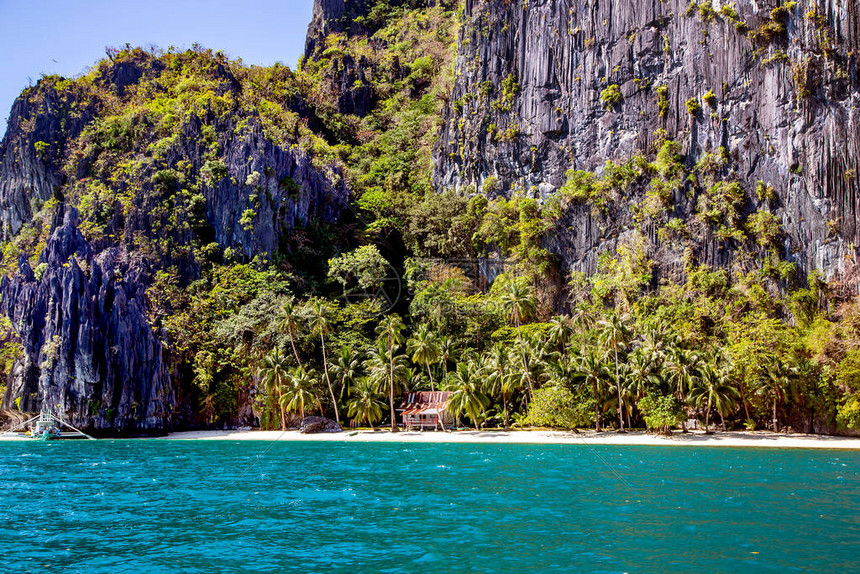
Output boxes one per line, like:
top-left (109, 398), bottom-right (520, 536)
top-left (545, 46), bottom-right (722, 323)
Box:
top-left (1, 440), bottom-right (859, 573)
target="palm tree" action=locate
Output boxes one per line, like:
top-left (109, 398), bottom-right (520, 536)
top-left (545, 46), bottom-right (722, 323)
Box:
top-left (547, 315), bottom-right (573, 354)
top-left (376, 314), bottom-right (406, 432)
top-left (574, 350), bottom-right (610, 431)
top-left (407, 324), bottom-right (441, 391)
top-left (259, 348), bottom-right (291, 429)
top-left (483, 343), bottom-right (520, 430)
top-left (331, 345), bottom-right (363, 402)
top-left (447, 361), bottom-right (490, 429)
top-left (438, 335), bottom-right (454, 387)
top-left (499, 277), bottom-right (537, 397)
top-left (598, 312), bottom-right (632, 431)
top-left (347, 378), bottom-right (385, 429)
top-left (308, 298), bottom-right (339, 424)
top-left (281, 365), bottom-right (319, 419)
top-left (689, 362), bottom-right (739, 433)
top-left (665, 347), bottom-right (702, 432)
top-left (626, 348), bottom-right (659, 407)
top-left (275, 299), bottom-right (303, 368)
top-left (570, 305), bottom-right (594, 347)
top-left (763, 361), bottom-right (797, 432)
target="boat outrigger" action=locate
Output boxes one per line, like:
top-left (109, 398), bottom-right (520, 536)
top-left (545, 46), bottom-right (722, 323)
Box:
top-left (1, 412), bottom-right (96, 441)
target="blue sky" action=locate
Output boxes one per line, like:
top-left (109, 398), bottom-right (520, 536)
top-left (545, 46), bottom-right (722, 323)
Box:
top-left (0, 0), bottom-right (313, 133)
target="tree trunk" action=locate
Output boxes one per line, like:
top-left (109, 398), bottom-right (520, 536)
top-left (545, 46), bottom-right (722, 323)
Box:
top-left (740, 382), bottom-right (752, 421)
top-left (516, 315), bottom-right (534, 400)
top-left (503, 392), bottom-right (510, 431)
top-left (289, 330), bottom-right (302, 368)
top-left (427, 362), bottom-right (435, 393)
top-left (320, 334), bottom-right (339, 424)
top-left (277, 385), bottom-right (286, 430)
top-left (773, 390), bottom-right (779, 432)
top-left (389, 339), bottom-right (398, 432)
top-left (704, 395), bottom-right (712, 434)
top-left (593, 380), bottom-right (601, 432)
top-left (614, 346), bottom-right (624, 432)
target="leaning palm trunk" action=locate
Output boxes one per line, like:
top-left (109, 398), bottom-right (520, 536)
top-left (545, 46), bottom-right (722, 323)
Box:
top-left (503, 392), bottom-right (510, 431)
top-left (319, 334), bottom-right (339, 424)
top-left (704, 395), bottom-right (712, 434)
top-left (614, 346), bottom-right (624, 432)
top-left (389, 342), bottom-right (398, 432)
top-left (289, 330), bottom-right (302, 368)
top-left (426, 362), bottom-right (435, 393)
top-left (515, 314), bottom-right (534, 399)
top-left (278, 388), bottom-right (287, 430)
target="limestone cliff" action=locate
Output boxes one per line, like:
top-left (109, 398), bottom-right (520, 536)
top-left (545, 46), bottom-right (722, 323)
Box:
top-left (0, 52), bottom-right (348, 432)
top-left (434, 0), bottom-right (860, 278)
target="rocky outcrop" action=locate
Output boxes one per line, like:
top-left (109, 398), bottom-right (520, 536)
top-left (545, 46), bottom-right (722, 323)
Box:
top-left (173, 116), bottom-right (349, 260)
top-left (0, 207), bottom-right (173, 434)
top-left (298, 416), bottom-right (343, 433)
top-left (0, 57), bottom-right (349, 433)
top-left (434, 0), bottom-right (860, 278)
top-left (0, 82), bottom-right (96, 238)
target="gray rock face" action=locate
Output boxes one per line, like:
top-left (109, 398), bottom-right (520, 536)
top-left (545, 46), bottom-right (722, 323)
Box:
top-left (434, 0), bottom-right (860, 278)
top-left (164, 115), bottom-right (349, 262)
top-left (0, 207), bottom-right (173, 434)
top-left (298, 416), bottom-right (343, 433)
top-left (0, 83), bottom-right (95, 238)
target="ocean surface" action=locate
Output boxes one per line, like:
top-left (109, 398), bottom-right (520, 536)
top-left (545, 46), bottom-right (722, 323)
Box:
top-left (1, 440), bottom-right (859, 573)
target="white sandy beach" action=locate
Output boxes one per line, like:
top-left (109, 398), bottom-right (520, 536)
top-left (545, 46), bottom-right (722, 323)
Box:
top-left (150, 428), bottom-right (860, 449)
top-left (4, 427), bottom-right (860, 448)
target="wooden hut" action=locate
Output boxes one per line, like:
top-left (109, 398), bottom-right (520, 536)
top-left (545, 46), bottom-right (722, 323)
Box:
top-left (397, 391), bottom-right (454, 430)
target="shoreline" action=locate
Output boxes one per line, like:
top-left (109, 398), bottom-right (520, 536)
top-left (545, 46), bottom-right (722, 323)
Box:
top-left (4, 428), bottom-right (860, 449)
top-left (153, 428), bottom-right (860, 449)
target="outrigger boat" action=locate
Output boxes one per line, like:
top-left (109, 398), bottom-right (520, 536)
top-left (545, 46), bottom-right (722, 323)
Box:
top-left (1, 411), bottom-right (95, 441)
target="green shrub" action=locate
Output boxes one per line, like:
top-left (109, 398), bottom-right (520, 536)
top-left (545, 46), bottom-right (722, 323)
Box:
top-left (638, 393), bottom-right (686, 434)
top-left (703, 89), bottom-right (717, 108)
top-left (239, 208), bottom-right (256, 232)
top-left (522, 386), bottom-right (594, 429)
top-left (655, 85), bottom-right (669, 117)
top-left (201, 160), bottom-right (228, 185)
top-left (686, 97), bottom-right (701, 116)
top-left (747, 210), bottom-right (783, 250)
top-left (482, 175), bottom-right (500, 194)
top-left (600, 84), bottom-right (623, 110)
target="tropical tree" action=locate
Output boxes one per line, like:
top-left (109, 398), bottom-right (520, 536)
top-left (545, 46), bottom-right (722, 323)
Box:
top-left (308, 298), bottom-right (339, 424)
top-left (762, 361), bottom-right (798, 432)
top-left (447, 361), bottom-right (490, 429)
top-left (347, 378), bottom-right (386, 429)
top-left (259, 348), bottom-right (291, 429)
top-left (499, 276), bottom-right (537, 397)
top-left (281, 365), bottom-right (319, 419)
top-left (625, 348), bottom-right (659, 425)
top-left (331, 345), bottom-right (363, 402)
top-left (407, 324), bottom-right (441, 391)
top-left (483, 343), bottom-right (520, 429)
top-left (438, 335), bottom-right (454, 387)
top-left (376, 314), bottom-right (406, 431)
top-left (598, 312), bottom-right (632, 431)
top-left (689, 362), bottom-right (739, 433)
top-left (547, 315), bottom-right (573, 354)
top-left (275, 300), bottom-right (303, 367)
top-left (666, 348), bottom-right (701, 403)
top-left (574, 350), bottom-right (610, 431)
